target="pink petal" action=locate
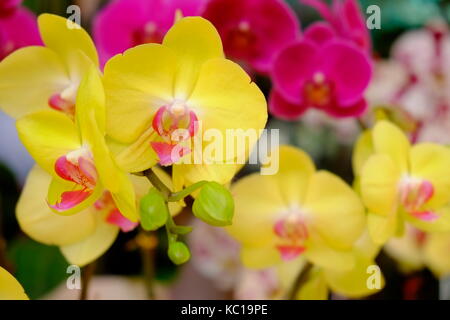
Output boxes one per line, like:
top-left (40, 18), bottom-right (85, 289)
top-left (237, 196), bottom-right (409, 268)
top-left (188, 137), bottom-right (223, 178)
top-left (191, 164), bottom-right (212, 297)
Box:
top-left (340, 0), bottom-right (371, 51)
top-left (93, 0), bottom-right (207, 67)
top-left (49, 189), bottom-right (92, 212)
top-left (269, 89), bottom-right (308, 120)
top-left (106, 208), bottom-right (138, 232)
top-left (304, 21), bottom-right (336, 46)
top-left (322, 97), bottom-right (368, 118)
top-left (203, 0), bottom-right (300, 73)
top-left (0, 6), bottom-right (42, 60)
top-left (272, 40), bottom-right (318, 103)
top-left (151, 142), bottom-right (191, 166)
top-left (320, 40), bottom-right (372, 106)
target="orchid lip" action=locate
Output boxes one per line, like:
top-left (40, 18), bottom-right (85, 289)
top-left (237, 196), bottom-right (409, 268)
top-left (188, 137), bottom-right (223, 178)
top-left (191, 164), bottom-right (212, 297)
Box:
top-left (151, 101), bottom-right (199, 166)
top-left (50, 148), bottom-right (98, 211)
top-left (399, 176), bottom-right (435, 220)
top-left (273, 210), bottom-right (309, 261)
top-left (48, 84), bottom-right (78, 117)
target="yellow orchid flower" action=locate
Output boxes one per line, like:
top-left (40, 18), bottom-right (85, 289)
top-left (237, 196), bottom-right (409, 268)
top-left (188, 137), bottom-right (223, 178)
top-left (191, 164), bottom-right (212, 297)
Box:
top-left (0, 267), bottom-right (28, 300)
top-left (354, 120), bottom-right (450, 245)
top-left (16, 65), bottom-right (138, 221)
top-left (102, 17), bottom-right (267, 188)
top-left (17, 165), bottom-right (180, 266)
top-left (226, 145), bottom-right (365, 270)
top-left (0, 14), bottom-right (98, 119)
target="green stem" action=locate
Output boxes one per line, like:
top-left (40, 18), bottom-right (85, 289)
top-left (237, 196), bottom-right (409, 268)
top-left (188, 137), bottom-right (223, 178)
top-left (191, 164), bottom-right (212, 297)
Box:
top-left (168, 181), bottom-right (207, 202)
top-left (140, 239), bottom-right (155, 299)
top-left (143, 168), bottom-right (171, 200)
top-left (80, 262), bottom-right (96, 300)
top-left (287, 262), bottom-right (313, 300)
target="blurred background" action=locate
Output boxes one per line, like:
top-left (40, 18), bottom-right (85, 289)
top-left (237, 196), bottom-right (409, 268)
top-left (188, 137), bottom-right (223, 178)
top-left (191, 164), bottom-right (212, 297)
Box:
top-left (1, 0), bottom-right (449, 299)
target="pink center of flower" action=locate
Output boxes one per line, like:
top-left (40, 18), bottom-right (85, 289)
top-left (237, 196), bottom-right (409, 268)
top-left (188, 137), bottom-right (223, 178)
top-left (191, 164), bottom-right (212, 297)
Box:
top-left (132, 22), bottom-right (163, 46)
top-left (151, 101), bottom-right (198, 166)
top-left (303, 72), bottom-right (334, 109)
top-left (94, 192), bottom-right (138, 232)
top-left (399, 177), bottom-right (437, 221)
top-left (50, 148), bottom-right (98, 211)
top-left (48, 84), bottom-right (77, 118)
top-left (273, 212), bottom-right (309, 261)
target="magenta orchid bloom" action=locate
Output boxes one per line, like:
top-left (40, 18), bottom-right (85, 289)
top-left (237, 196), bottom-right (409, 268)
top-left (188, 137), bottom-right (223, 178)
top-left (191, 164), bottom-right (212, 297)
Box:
top-left (202, 0), bottom-right (300, 74)
top-left (301, 0), bottom-right (371, 51)
top-left (0, 0), bottom-right (42, 60)
top-left (93, 0), bottom-right (207, 66)
top-left (270, 38), bottom-right (372, 119)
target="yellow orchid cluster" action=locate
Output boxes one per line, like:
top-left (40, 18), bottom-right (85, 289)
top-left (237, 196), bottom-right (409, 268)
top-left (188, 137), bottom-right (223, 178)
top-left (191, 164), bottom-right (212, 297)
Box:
top-left (0, 13), bottom-right (267, 273)
top-left (226, 119), bottom-right (450, 299)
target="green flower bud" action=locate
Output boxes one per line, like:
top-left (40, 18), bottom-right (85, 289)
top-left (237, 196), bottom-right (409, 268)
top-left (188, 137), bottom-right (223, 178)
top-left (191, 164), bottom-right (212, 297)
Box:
top-left (192, 182), bottom-right (234, 226)
top-left (140, 188), bottom-right (169, 231)
top-left (168, 241), bottom-right (190, 265)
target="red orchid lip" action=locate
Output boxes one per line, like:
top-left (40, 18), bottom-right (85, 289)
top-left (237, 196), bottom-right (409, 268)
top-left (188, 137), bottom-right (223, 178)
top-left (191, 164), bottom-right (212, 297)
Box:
top-left (51, 152), bottom-right (98, 211)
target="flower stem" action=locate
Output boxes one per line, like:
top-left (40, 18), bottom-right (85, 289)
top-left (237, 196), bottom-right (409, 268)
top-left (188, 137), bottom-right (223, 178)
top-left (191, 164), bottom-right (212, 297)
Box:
top-left (143, 168), bottom-right (171, 200)
top-left (287, 262), bottom-right (313, 300)
top-left (168, 181), bottom-right (207, 202)
top-left (80, 262), bottom-right (96, 300)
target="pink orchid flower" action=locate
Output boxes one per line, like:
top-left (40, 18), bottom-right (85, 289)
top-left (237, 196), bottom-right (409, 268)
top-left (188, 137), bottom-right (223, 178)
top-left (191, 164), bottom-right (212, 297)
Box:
top-left (202, 0), bottom-right (300, 74)
top-left (93, 0), bottom-right (207, 66)
top-left (270, 37), bottom-right (372, 119)
top-left (0, 0), bottom-right (42, 61)
top-left (301, 0), bottom-right (371, 51)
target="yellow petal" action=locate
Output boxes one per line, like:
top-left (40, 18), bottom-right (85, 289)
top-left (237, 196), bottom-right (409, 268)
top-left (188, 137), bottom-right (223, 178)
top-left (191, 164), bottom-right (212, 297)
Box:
top-left (38, 14), bottom-right (98, 80)
top-left (173, 162), bottom-right (240, 187)
top-left (264, 145), bottom-right (315, 207)
top-left (304, 232), bottom-right (355, 271)
top-left (0, 267), bottom-right (28, 300)
top-left (384, 226), bottom-right (425, 273)
top-left (367, 211), bottom-right (398, 245)
top-left (410, 143), bottom-right (450, 209)
top-left (423, 232), bottom-right (450, 278)
top-left (226, 173), bottom-right (285, 248)
top-left (352, 130), bottom-right (374, 177)
top-left (110, 169), bottom-right (138, 222)
top-left (16, 110), bottom-right (80, 175)
top-left (240, 246), bottom-right (281, 269)
top-left (163, 17), bottom-right (223, 98)
top-left (0, 46), bottom-right (69, 118)
top-left (324, 255), bottom-right (385, 298)
top-left (188, 58), bottom-right (267, 162)
top-left (60, 214), bottom-right (119, 267)
top-left (372, 120), bottom-right (410, 173)
top-left (76, 66), bottom-right (119, 193)
top-left (103, 44), bottom-right (177, 143)
top-left (360, 153), bottom-right (400, 216)
top-left (295, 267), bottom-right (328, 300)
top-left (109, 129), bottom-right (159, 173)
top-left (17, 166), bottom-right (96, 246)
top-left (304, 171), bottom-right (365, 250)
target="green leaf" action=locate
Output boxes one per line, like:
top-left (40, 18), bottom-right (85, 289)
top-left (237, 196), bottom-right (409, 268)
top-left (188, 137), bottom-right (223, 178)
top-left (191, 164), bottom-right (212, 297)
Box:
top-left (7, 238), bottom-right (69, 299)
